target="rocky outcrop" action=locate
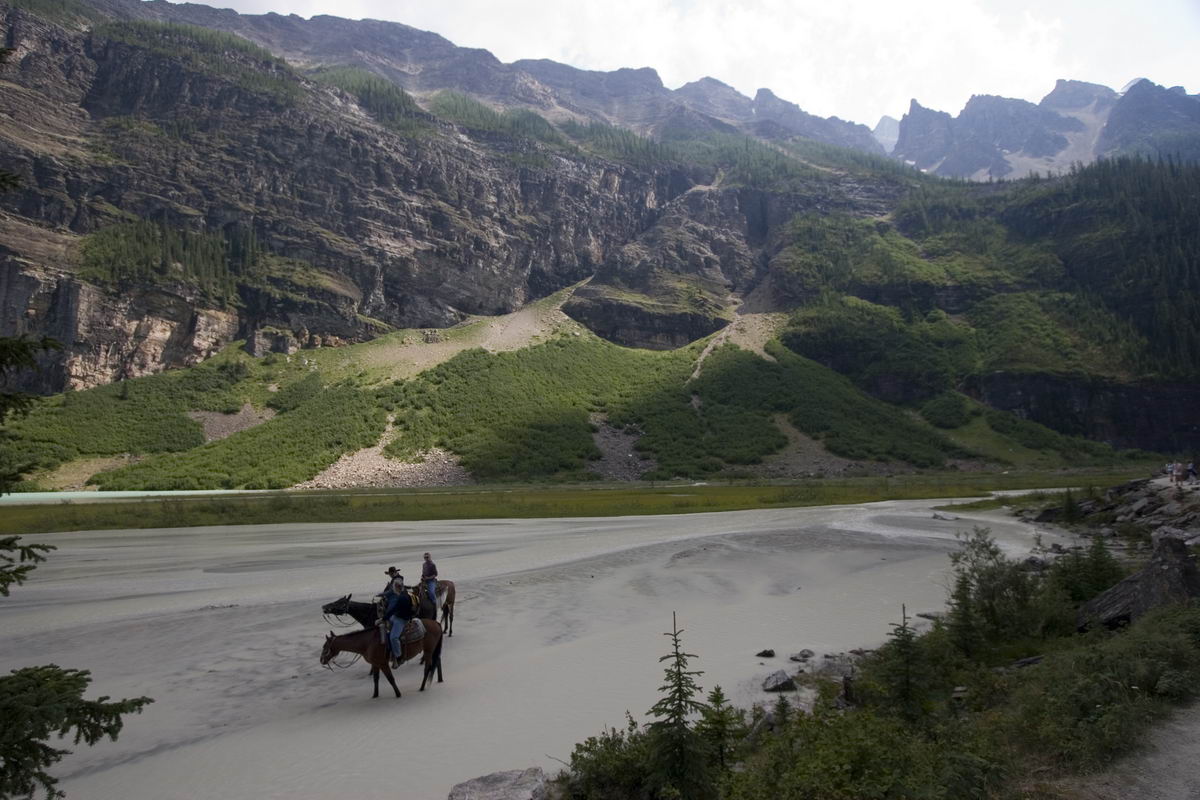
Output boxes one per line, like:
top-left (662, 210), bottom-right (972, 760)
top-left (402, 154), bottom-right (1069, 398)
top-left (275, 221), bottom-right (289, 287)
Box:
top-left (1069, 478), bottom-right (1200, 539)
top-left (969, 372), bottom-right (1200, 453)
top-left (1077, 536), bottom-right (1200, 629)
top-left (762, 670), bottom-right (795, 692)
top-left (0, 259), bottom-right (238, 391)
top-left (447, 768), bottom-right (547, 800)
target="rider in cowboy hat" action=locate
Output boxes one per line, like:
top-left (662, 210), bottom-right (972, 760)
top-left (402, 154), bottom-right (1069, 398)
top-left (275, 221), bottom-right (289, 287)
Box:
top-left (381, 573), bottom-right (415, 666)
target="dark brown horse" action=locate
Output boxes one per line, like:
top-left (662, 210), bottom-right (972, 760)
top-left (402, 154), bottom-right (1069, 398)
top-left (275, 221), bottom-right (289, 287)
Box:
top-left (436, 580), bottom-right (456, 637)
top-left (319, 619), bottom-right (444, 699)
top-left (322, 592), bottom-right (438, 630)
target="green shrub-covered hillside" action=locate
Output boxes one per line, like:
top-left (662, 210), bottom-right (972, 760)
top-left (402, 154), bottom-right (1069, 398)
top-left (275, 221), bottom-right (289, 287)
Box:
top-left (90, 382), bottom-right (385, 490)
top-left (6, 329), bottom-right (1148, 491)
top-left (767, 157), bottom-right (1198, 458)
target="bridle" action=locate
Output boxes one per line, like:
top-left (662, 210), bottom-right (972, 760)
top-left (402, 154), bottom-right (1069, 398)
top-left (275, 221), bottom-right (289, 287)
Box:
top-left (322, 609), bottom-right (358, 628)
top-left (321, 634), bottom-right (363, 670)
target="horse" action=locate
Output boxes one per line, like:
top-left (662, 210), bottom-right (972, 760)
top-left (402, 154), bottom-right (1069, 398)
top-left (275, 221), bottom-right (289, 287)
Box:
top-left (322, 591), bottom-right (439, 631)
top-left (436, 580), bottom-right (456, 637)
top-left (319, 618), bottom-right (444, 699)
top-left (322, 594), bottom-right (377, 630)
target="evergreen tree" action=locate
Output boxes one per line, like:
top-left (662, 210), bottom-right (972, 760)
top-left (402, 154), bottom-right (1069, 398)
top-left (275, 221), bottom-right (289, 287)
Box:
top-left (946, 573), bottom-right (983, 657)
top-left (645, 613), bottom-right (714, 800)
top-left (877, 604), bottom-right (924, 721)
top-left (0, 535), bottom-right (152, 798)
top-left (695, 684), bottom-right (743, 772)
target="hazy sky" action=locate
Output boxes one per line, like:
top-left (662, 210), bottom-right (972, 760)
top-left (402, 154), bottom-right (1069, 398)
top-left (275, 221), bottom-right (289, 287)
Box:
top-left (192, 0), bottom-right (1198, 127)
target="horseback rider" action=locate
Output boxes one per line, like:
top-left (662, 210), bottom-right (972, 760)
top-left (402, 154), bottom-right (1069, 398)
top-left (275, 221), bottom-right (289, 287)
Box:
top-left (383, 566), bottom-right (402, 595)
top-left (421, 552), bottom-right (439, 611)
top-left (381, 575), bottom-right (415, 666)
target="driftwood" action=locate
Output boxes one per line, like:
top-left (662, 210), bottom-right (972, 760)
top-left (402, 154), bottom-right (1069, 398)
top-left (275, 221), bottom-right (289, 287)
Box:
top-left (1077, 536), bottom-right (1200, 630)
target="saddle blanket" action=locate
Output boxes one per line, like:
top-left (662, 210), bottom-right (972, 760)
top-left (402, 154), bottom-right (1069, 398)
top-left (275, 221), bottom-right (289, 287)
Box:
top-left (399, 618), bottom-right (425, 644)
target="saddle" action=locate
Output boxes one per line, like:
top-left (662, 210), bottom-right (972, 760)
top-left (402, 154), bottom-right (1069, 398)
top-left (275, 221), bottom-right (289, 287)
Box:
top-left (399, 617), bottom-right (426, 644)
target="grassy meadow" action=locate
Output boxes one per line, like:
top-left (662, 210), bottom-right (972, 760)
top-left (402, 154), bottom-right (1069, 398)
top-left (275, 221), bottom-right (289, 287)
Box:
top-left (1, 467), bottom-right (1154, 535)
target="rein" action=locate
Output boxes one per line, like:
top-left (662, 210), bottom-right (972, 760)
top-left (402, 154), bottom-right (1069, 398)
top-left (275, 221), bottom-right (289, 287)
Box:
top-left (323, 612), bottom-right (358, 628)
top-left (324, 651), bottom-right (362, 670)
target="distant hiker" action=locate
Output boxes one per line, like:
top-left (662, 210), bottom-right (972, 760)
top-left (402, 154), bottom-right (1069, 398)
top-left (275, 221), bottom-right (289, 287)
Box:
top-left (1187, 462), bottom-right (1196, 484)
top-left (421, 552), bottom-right (439, 609)
top-left (1174, 461), bottom-right (1187, 486)
top-left (382, 576), bottom-right (415, 666)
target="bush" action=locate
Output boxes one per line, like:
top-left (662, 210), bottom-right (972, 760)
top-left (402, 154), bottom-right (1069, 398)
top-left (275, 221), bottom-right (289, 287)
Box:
top-left (921, 392), bottom-right (970, 429)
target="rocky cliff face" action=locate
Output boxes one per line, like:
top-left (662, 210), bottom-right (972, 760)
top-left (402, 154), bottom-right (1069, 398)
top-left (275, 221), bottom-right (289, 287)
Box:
top-left (970, 372), bottom-right (1200, 453)
top-left (0, 1), bottom-right (907, 387)
top-left (0, 5), bottom-right (724, 388)
top-left (1, 257), bottom-right (238, 391)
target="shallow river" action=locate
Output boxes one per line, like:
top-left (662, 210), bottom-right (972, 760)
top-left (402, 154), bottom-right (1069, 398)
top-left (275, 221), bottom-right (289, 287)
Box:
top-left (1, 500), bottom-right (1044, 799)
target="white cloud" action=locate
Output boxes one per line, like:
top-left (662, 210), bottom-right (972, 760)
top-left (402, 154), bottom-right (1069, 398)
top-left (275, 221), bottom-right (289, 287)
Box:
top-left (202, 0), bottom-right (1197, 126)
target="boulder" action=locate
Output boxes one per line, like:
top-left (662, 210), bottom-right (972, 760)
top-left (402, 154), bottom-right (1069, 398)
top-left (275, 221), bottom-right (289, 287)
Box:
top-left (1037, 506), bottom-right (1066, 523)
top-left (1077, 537), bottom-right (1200, 630)
top-left (789, 648), bottom-right (815, 662)
top-left (762, 670), bottom-right (796, 692)
top-left (932, 511), bottom-right (959, 521)
top-left (812, 653), bottom-right (857, 678)
top-left (755, 649), bottom-right (775, 658)
top-left (447, 768), bottom-right (547, 800)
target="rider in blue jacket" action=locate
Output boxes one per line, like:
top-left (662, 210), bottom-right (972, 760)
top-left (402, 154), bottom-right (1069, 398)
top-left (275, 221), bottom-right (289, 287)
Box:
top-left (382, 576), bottom-right (415, 662)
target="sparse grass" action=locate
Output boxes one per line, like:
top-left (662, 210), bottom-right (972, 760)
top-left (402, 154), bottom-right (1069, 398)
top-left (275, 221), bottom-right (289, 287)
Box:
top-left (0, 467), bottom-right (1154, 535)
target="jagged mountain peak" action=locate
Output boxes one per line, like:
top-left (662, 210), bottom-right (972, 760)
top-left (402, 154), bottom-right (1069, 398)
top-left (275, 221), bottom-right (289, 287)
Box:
top-left (872, 115), bottom-right (899, 154)
top-left (1039, 78), bottom-right (1117, 110)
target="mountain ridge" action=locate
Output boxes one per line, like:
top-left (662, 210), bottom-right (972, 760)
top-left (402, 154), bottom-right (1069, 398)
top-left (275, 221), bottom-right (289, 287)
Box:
top-left (1, 0), bottom-right (1198, 480)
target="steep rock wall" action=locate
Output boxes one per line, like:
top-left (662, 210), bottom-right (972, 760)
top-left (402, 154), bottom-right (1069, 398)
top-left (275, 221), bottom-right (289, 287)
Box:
top-left (970, 372), bottom-right (1200, 453)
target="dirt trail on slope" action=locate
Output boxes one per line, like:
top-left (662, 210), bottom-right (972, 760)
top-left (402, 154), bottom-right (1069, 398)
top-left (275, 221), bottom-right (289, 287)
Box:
top-left (1050, 704), bottom-right (1200, 800)
top-left (690, 280), bottom-right (788, 380)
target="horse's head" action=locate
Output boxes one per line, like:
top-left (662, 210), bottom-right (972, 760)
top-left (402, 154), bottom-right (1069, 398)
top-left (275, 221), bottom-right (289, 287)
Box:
top-left (319, 631), bottom-right (338, 666)
top-left (321, 594), bottom-right (352, 616)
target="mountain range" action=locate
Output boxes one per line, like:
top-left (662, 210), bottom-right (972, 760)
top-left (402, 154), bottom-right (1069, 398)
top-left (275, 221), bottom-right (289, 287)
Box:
top-left (1, 0), bottom-right (1198, 491)
top-left (885, 78), bottom-right (1200, 179)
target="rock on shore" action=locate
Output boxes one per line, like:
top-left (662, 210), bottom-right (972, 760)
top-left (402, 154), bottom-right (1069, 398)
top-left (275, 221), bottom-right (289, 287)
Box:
top-left (447, 767), bottom-right (547, 800)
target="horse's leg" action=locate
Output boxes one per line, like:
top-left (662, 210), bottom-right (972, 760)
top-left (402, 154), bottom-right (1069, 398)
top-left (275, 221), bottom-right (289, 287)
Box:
top-left (381, 662), bottom-right (401, 698)
top-left (371, 666), bottom-right (380, 699)
top-left (431, 631), bottom-right (445, 686)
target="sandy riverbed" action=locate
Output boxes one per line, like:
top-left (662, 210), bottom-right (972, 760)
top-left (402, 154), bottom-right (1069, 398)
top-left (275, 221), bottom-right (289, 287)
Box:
top-left (1, 501), bottom-right (1045, 799)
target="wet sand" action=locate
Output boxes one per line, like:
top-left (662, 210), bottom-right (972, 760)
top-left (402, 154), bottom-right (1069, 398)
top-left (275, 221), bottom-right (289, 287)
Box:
top-left (0, 501), bottom-right (1042, 799)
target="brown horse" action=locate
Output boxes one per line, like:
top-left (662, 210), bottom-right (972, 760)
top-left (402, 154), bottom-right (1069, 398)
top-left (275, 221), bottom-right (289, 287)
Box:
top-left (319, 619), bottom-right (444, 699)
top-left (437, 580), bottom-right (456, 637)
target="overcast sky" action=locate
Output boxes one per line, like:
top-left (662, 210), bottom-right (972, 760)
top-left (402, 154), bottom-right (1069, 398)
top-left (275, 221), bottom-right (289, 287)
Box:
top-left (191, 0), bottom-right (1197, 127)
